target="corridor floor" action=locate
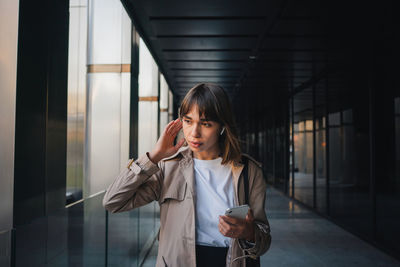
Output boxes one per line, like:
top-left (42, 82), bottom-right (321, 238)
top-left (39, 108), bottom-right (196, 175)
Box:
top-left (142, 187), bottom-right (399, 267)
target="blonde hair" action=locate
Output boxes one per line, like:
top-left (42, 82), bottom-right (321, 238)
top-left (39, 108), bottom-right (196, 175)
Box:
top-left (179, 83), bottom-right (241, 164)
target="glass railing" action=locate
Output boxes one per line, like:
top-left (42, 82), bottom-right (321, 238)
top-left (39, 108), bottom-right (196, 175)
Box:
top-left (12, 192), bottom-right (158, 267)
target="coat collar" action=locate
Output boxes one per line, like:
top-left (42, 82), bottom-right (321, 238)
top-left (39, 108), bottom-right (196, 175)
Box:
top-left (176, 145), bottom-right (245, 205)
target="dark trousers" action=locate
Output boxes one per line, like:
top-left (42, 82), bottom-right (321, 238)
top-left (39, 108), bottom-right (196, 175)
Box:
top-left (195, 245), bottom-right (228, 267)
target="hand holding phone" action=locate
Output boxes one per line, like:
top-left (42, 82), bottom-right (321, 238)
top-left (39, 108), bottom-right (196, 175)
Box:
top-left (225, 204), bottom-right (249, 219)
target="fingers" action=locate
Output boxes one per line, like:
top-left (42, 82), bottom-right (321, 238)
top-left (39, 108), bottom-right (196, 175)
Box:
top-left (219, 216), bottom-right (245, 238)
top-left (171, 121), bottom-right (182, 137)
top-left (219, 216), bottom-right (236, 237)
top-left (218, 222), bottom-right (230, 237)
top-left (164, 120), bottom-right (176, 135)
top-left (221, 215), bottom-right (244, 225)
top-left (166, 119), bottom-right (182, 136)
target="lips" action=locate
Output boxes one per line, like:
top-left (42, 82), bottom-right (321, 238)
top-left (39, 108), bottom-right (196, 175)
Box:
top-left (189, 141), bottom-right (202, 148)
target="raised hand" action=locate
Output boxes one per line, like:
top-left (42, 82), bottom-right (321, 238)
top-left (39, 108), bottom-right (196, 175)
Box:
top-left (148, 118), bottom-right (185, 164)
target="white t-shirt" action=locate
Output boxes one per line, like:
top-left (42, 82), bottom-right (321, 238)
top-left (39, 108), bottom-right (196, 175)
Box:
top-left (193, 157), bottom-right (235, 247)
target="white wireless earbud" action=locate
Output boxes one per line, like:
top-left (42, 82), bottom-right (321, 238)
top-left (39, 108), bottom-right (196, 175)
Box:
top-left (220, 127), bottom-right (225, 135)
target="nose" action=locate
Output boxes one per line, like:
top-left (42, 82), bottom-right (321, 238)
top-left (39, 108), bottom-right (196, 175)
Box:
top-left (190, 123), bottom-right (201, 138)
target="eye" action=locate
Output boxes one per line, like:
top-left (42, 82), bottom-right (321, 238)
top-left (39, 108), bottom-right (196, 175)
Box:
top-left (184, 119), bottom-right (191, 124)
top-left (202, 122), bottom-right (212, 127)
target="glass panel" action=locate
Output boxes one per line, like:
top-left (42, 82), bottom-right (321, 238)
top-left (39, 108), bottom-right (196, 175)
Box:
top-left (266, 127), bottom-right (274, 184)
top-left (66, 0), bottom-right (87, 205)
top-left (328, 91), bottom-right (371, 237)
top-left (315, 82), bottom-right (327, 214)
top-left (298, 121), bottom-right (305, 131)
top-left (107, 209), bottom-right (139, 266)
top-left (87, 73), bottom-right (123, 196)
top-left (376, 95), bottom-right (400, 256)
top-left (274, 125), bottom-right (286, 191)
top-left (83, 194), bottom-right (106, 266)
top-left (0, 231), bottom-right (12, 266)
top-left (15, 217), bottom-right (47, 266)
top-left (316, 116), bottom-right (327, 213)
top-left (138, 202), bottom-right (156, 264)
top-left (289, 100), bottom-right (293, 197)
top-left (293, 88), bottom-right (314, 207)
top-left (137, 37), bottom-right (159, 262)
top-left (305, 120), bottom-right (313, 131)
top-left (14, 193), bottom-right (107, 267)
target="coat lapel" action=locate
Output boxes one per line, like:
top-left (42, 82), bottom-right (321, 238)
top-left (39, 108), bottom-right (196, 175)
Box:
top-left (179, 158), bottom-right (195, 197)
top-left (178, 147), bottom-right (196, 197)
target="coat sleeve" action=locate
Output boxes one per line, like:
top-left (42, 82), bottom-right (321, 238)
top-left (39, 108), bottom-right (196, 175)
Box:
top-left (238, 162), bottom-right (272, 258)
top-left (102, 152), bottom-right (164, 213)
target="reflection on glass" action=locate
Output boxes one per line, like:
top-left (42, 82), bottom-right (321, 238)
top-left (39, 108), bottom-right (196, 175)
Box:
top-left (316, 116), bottom-right (327, 213)
top-left (376, 96), bottom-right (400, 256)
top-left (289, 112), bottom-right (293, 197)
top-left (294, 119), bottom-right (314, 206)
top-left (66, 1), bottom-right (86, 205)
top-left (315, 83), bottom-right (327, 214)
top-left (293, 87), bottom-right (314, 207)
top-left (274, 126), bottom-right (286, 191)
top-left (138, 37), bottom-right (159, 263)
top-left (107, 209), bottom-right (139, 266)
top-left (328, 107), bottom-right (371, 237)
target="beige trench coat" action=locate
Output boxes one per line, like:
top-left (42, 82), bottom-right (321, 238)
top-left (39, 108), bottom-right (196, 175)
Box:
top-left (103, 146), bottom-right (271, 267)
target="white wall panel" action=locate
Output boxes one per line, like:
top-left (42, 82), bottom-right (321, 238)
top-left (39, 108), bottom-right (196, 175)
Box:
top-left (88, 0), bottom-right (123, 65)
top-left (84, 0), bottom-right (131, 196)
top-left (138, 102), bottom-right (159, 156)
top-left (0, 0), bottom-right (19, 232)
top-left (138, 39), bottom-right (159, 155)
top-left (86, 74), bottom-right (122, 196)
top-left (121, 7), bottom-right (131, 64)
top-left (138, 38), bottom-right (159, 97)
top-left (0, 0), bottom-right (19, 264)
top-left (120, 73), bottom-right (131, 171)
top-left (159, 74), bottom-right (169, 133)
top-left (160, 74), bottom-right (169, 109)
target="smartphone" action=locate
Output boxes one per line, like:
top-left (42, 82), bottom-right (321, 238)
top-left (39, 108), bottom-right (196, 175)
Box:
top-left (225, 204), bottom-right (249, 219)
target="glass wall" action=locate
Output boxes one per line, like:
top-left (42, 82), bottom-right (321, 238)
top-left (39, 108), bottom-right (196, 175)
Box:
top-left (66, 0), bottom-right (87, 205)
top-left (293, 88), bottom-right (314, 207)
top-left (0, 0), bottom-right (19, 265)
top-left (315, 82), bottom-right (327, 213)
top-left (289, 98), bottom-right (294, 197)
top-left (236, 0), bottom-right (399, 259)
top-left (32, 0), bottom-right (168, 266)
top-left (14, 28), bottom-right (171, 266)
top-left (159, 74), bottom-right (170, 135)
top-left (289, 78), bottom-right (372, 235)
top-left (137, 37), bottom-right (160, 264)
top-left (376, 91), bottom-right (400, 256)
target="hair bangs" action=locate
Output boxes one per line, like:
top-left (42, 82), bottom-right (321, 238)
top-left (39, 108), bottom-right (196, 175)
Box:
top-left (179, 84), bottom-right (221, 123)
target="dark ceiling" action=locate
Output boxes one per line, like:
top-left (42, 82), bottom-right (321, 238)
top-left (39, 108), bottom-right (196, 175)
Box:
top-left (121, 0), bottom-right (328, 106)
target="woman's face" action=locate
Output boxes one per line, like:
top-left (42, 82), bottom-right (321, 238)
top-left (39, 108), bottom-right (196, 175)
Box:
top-left (181, 104), bottom-right (222, 157)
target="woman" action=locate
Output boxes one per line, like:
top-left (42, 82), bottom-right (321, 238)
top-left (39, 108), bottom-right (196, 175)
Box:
top-left (103, 83), bottom-right (271, 267)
